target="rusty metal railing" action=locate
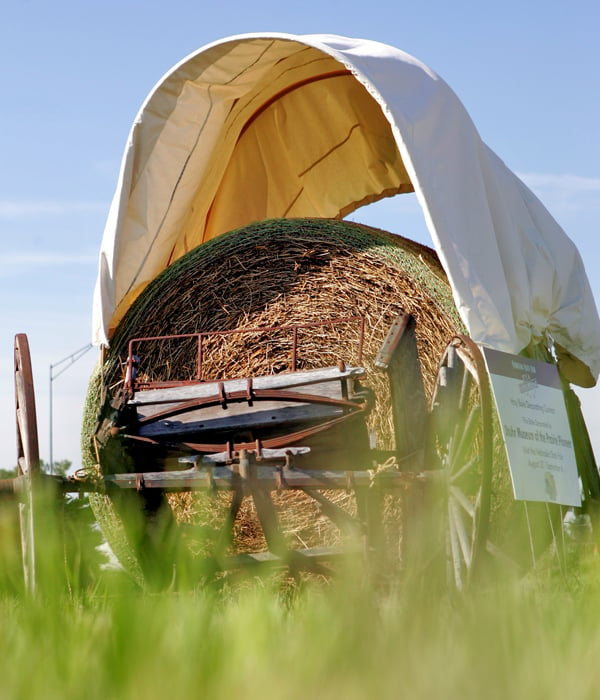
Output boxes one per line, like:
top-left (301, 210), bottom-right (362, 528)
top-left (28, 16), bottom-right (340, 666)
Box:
top-left (125, 316), bottom-right (365, 391)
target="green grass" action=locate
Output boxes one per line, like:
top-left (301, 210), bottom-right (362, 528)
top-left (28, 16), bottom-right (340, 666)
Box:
top-left (2, 495), bottom-right (600, 700)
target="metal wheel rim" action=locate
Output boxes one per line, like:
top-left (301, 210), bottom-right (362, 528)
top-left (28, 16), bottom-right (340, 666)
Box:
top-left (14, 334), bottom-right (40, 592)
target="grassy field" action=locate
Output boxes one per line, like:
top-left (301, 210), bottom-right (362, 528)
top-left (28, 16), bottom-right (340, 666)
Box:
top-left (2, 496), bottom-right (600, 700)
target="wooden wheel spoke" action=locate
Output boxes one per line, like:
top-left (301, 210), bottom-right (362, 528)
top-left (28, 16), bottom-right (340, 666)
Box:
top-left (449, 498), bottom-right (473, 567)
top-left (449, 454), bottom-right (477, 485)
top-left (429, 336), bottom-right (493, 592)
top-left (448, 506), bottom-right (466, 590)
top-left (457, 365), bottom-right (471, 411)
top-left (450, 484), bottom-right (477, 520)
top-left (16, 406), bottom-right (30, 469)
top-left (449, 402), bottom-right (481, 474)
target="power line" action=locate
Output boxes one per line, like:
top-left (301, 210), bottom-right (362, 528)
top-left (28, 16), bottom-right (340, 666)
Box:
top-left (49, 343), bottom-right (94, 472)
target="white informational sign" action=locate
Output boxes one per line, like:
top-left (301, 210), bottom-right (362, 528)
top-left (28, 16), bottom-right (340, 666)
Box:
top-left (481, 347), bottom-right (581, 507)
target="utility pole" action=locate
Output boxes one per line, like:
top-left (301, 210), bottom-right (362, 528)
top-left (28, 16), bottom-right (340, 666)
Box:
top-left (49, 343), bottom-right (93, 473)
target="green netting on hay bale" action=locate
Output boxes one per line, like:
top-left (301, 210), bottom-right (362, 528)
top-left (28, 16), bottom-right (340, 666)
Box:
top-left (81, 217), bottom-right (467, 574)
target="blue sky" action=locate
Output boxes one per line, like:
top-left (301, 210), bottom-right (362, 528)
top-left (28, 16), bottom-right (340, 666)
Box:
top-left (1, 0), bottom-right (599, 470)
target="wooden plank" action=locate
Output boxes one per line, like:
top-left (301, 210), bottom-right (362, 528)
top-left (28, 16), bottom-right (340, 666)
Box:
top-left (98, 466), bottom-right (432, 491)
top-left (214, 467), bottom-right (243, 559)
top-left (129, 366), bottom-right (365, 406)
top-left (375, 313), bottom-right (411, 370)
top-left (136, 401), bottom-right (346, 438)
top-left (302, 488), bottom-right (364, 534)
top-left (102, 466), bottom-right (369, 490)
top-left (199, 447), bottom-right (310, 463)
top-left (221, 545), bottom-right (354, 570)
top-left (377, 313), bottom-right (427, 467)
top-left (248, 484), bottom-right (287, 554)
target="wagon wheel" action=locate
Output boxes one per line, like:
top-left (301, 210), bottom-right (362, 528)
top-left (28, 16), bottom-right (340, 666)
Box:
top-left (14, 333), bottom-right (41, 592)
top-left (428, 335), bottom-right (493, 592)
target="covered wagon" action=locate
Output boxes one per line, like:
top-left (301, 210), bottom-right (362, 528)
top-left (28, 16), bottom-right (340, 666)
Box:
top-left (13, 33), bottom-right (600, 591)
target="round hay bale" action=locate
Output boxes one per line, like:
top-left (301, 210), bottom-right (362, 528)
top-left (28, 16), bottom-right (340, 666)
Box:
top-left (81, 218), bottom-right (464, 574)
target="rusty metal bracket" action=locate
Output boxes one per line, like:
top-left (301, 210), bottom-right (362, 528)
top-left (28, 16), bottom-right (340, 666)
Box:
top-left (135, 472), bottom-right (145, 491)
top-left (345, 470), bottom-right (355, 494)
top-left (374, 312), bottom-right (411, 371)
top-left (217, 381), bottom-right (227, 409)
top-left (246, 377), bottom-right (254, 406)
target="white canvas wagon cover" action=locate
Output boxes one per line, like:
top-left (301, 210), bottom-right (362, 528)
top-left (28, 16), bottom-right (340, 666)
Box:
top-left (92, 32), bottom-right (600, 386)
